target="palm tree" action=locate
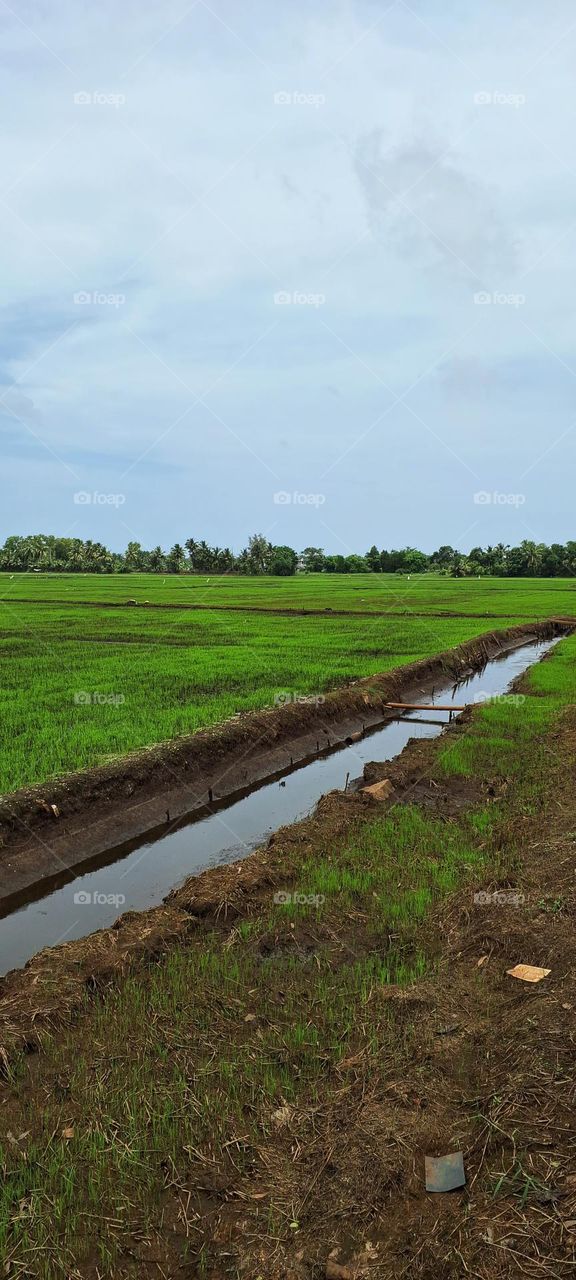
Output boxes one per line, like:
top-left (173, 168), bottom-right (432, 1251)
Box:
top-left (148, 545), bottom-right (166, 572)
top-left (166, 543), bottom-right (186, 573)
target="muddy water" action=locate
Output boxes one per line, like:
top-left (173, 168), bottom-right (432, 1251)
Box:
top-left (0, 638), bottom-right (556, 975)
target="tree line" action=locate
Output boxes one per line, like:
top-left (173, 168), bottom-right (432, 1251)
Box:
top-left (1, 535), bottom-right (576, 577)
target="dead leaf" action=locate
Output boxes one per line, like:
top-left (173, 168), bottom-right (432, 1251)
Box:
top-left (271, 1105), bottom-right (293, 1128)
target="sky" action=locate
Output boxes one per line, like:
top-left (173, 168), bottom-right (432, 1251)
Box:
top-left (2, 0), bottom-right (576, 556)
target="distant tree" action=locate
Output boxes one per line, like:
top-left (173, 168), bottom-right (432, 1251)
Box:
top-left (365, 545), bottom-right (381, 572)
top-left (542, 543), bottom-right (567, 577)
top-left (184, 538), bottom-right (198, 569)
top-left (214, 547), bottom-right (236, 572)
top-left (521, 540), bottom-right (543, 576)
top-left (380, 548), bottom-right (410, 572)
top-left (3, 533), bottom-right (576, 579)
top-left (125, 541), bottom-right (144, 571)
top-left (82, 540), bottom-right (113, 573)
top-left (402, 548), bottom-right (429, 573)
top-left (345, 555), bottom-right (368, 573)
top-left (166, 543), bottom-right (186, 573)
top-left (194, 541), bottom-right (212, 572)
top-left (269, 545), bottom-right (298, 576)
top-left (0, 536), bottom-right (26, 570)
top-left (235, 548), bottom-right (251, 574)
top-left (430, 545), bottom-right (458, 569)
top-left (148, 545), bottom-right (166, 572)
top-left (451, 555), bottom-right (467, 578)
top-left (505, 540), bottom-right (543, 578)
top-left (563, 542), bottom-right (576, 576)
top-left (246, 533), bottom-right (273, 575)
top-left (301, 546), bottom-right (326, 573)
top-left (324, 555), bottom-right (348, 573)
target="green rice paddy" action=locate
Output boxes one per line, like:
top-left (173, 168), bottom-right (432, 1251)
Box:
top-left (1, 572), bottom-right (574, 793)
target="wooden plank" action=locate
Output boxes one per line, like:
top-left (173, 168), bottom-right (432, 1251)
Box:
top-left (385, 701), bottom-right (468, 712)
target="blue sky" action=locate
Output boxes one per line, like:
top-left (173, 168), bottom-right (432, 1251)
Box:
top-left (2, 0), bottom-right (576, 554)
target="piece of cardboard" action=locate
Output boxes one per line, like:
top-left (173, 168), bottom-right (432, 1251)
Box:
top-left (361, 779), bottom-right (394, 801)
top-left (506, 964), bottom-right (551, 983)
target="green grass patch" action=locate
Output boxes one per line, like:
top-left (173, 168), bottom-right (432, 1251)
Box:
top-left (0, 586), bottom-right (526, 792)
top-left (438, 635), bottom-right (576, 784)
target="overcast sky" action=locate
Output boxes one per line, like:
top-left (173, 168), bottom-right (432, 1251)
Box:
top-left (2, 0), bottom-right (576, 554)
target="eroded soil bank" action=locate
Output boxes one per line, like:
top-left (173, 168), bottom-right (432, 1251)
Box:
top-left (0, 621), bottom-right (570, 905)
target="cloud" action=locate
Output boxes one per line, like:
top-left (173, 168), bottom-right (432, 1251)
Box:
top-left (354, 132), bottom-right (519, 283)
top-left (0, 0), bottom-right (575, 550)
top-left (0, 387), bottom-right (38, 422)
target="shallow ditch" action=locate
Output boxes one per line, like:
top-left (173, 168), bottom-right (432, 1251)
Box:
top-left (0, 636), bottom-right (559, 976)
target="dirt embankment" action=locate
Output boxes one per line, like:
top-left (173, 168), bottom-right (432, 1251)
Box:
top-left (0, 621), bottom-right (569, 906)
top-left (2, 593), bottom-right (564, 621)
